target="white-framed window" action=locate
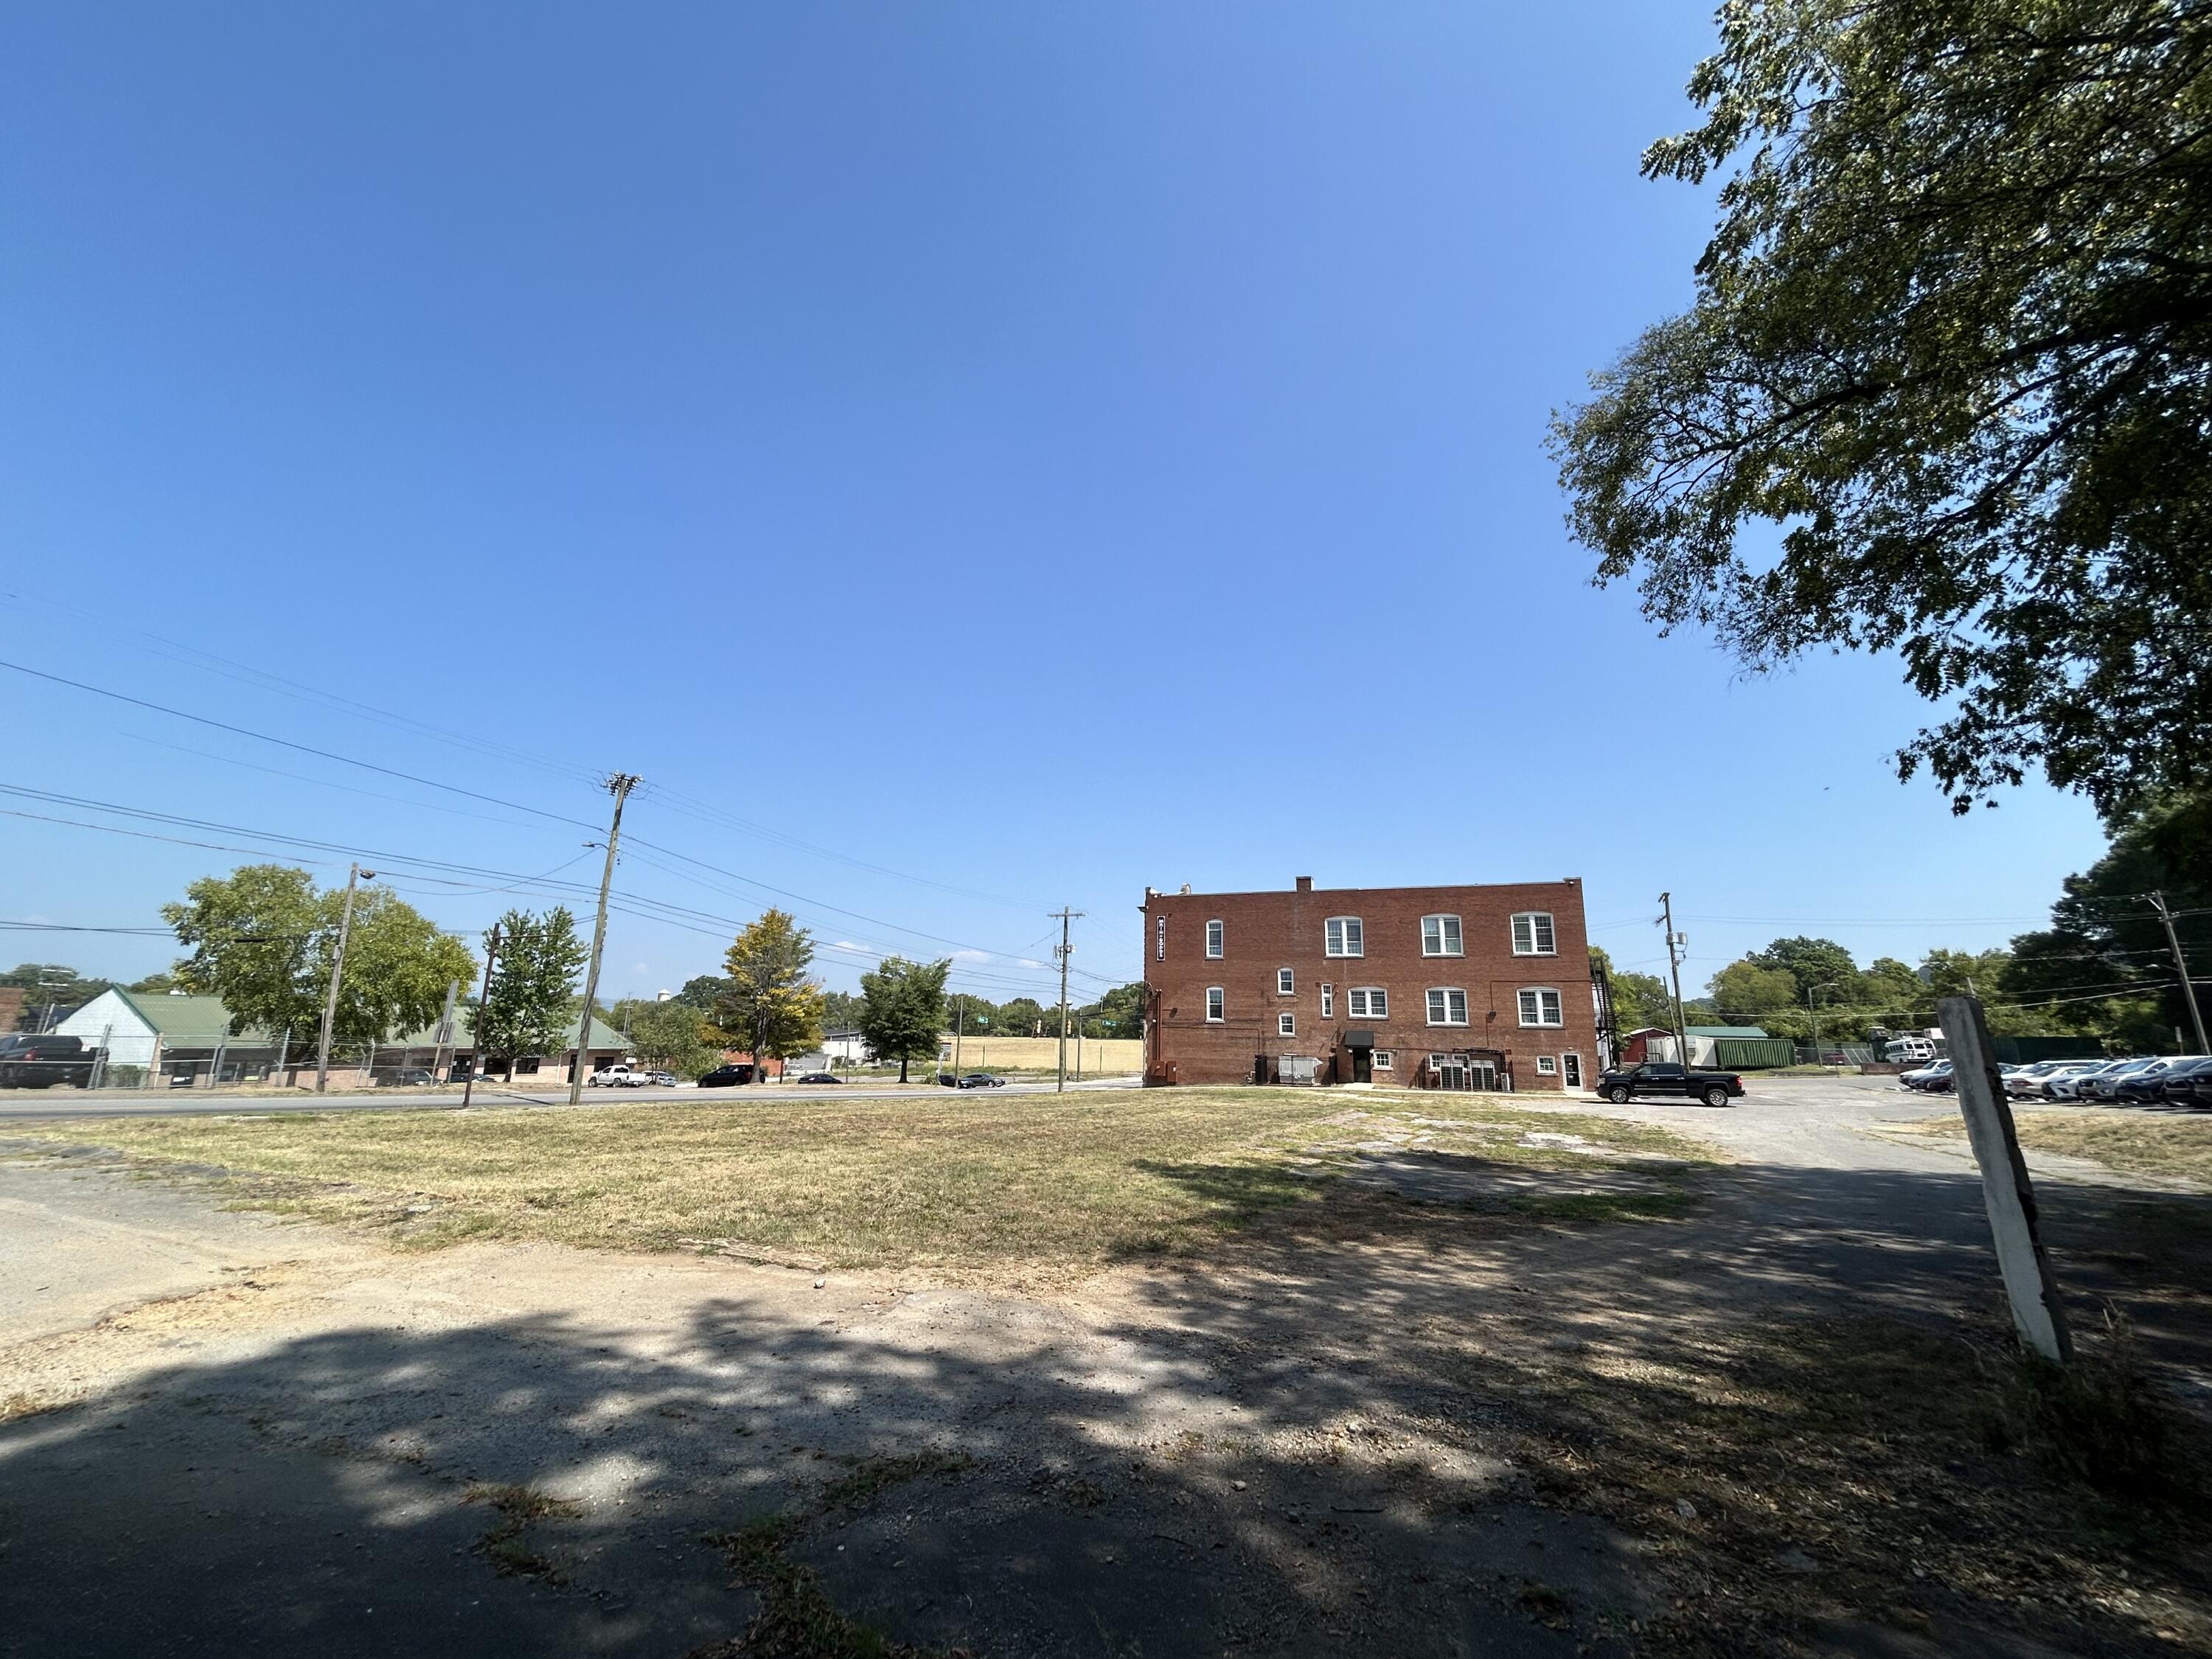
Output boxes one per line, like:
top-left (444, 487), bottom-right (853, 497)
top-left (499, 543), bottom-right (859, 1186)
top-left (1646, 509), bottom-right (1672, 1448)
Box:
top-left (1155, 917), bottom-right (1166, 961)
top-left (1348, 987), bottom-right (1388, 1020)
top-left (1536, 1055), bottom-right (1557, 1076)
top-left (1518, 987), bottom-right (1565, 1027)
top-left (1511, 912), bottom-right (1557, 956)
top-left (1206, 919), bottom-right (1224, 959)
top-left (1319, 984), bottom-right (1335, 1018)
top-left (1206, 986), bottom-right (1225, 1022)
top-left (1277, 967), bottom-right (1295, 995)
top-left (1325, 917), bottom-right (1363, 957)
top-left (1278, 1012), bottom-right (1295, 1037)
top-left (1421, 914), bottom-right (1463, 957)
top-left (1425, 988), bottom-right (1470, 1026)
top-left (1373, 1050), bottom-right (1394, 1070)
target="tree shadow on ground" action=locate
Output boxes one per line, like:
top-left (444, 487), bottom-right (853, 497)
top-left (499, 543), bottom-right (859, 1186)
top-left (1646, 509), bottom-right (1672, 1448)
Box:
top-left (3, 1158), bottom-right (2209, 1658)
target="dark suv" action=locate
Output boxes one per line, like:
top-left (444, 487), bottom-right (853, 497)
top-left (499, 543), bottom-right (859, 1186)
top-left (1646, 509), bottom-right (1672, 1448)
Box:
top-left (1595, 1062), bottom-right (1745, 1109)
top-left (0, 1034), bottom-right (96, 1089)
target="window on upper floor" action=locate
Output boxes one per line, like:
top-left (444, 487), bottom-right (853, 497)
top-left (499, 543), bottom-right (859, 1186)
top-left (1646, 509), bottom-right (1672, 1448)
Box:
top-left (1206, 919), bottom-right (1224, 959)
top-left (1347, 987), bottom-right (1388, 1020)
top-left (1518, 987), bottom-right (1565, 1027)
top-left (1277, 967), bottom-right (1295, 995)
top-left (1278, 1012), bottom-right (1295, 1037)
top-left (1319, 984), bottom-right (1335, 1018)
top-left (1421, 914), bottom-right (1463, 956)
top-left (1425, 988), bottom-right (1470, 1026)
top-left (1511, 912), bottom-right (1557, 956)
top-left (1324, 917), bottom-right (1363, 957)
top-left (1206, 986), bottom-right (1225, 1023)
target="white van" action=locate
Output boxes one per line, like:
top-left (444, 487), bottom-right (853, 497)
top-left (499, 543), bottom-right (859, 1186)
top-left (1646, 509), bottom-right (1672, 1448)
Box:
top-left (1883, 1036), bottom-right (1937, 1064)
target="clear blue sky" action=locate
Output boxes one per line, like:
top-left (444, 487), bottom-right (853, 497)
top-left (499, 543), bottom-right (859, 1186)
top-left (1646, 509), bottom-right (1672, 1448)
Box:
top-left (0, 2), bottom-right (2106, 1006)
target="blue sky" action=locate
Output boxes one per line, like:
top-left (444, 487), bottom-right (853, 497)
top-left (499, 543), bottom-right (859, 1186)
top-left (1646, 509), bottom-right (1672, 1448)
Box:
top-left (1, 2), bottom-right (2106, 1006)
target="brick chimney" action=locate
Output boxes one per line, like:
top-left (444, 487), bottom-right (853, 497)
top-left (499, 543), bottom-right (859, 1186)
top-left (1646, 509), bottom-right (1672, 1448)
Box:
top-left (1294, 875), bottom-right (1312, 893)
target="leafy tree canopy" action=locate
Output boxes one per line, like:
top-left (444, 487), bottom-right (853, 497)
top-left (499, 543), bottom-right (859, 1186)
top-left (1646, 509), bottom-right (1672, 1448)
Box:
top-left (995, 997), bottom-right (1048, 1038)
top-left (671, 975), bottom-right (728, 1012)
top-left (1711, 960), bottom-right (1801, 1026)
top-left (1551, 0), bottom-right (2212, 813)
top-left (611, 996), bottom-right (720, 1077)
top-left (1591, 945), bottom-right (1676, 1033)
top-left (1747, 936), bottom-right (1859, 999)
top-left (475, 908), bottom-right (587, 1071)
top-left (858, 956), bottom-right (950, 1082)
top-left (1084, 982), bottom-right (1146, 1040)
top-left (164, 864), bottom-right (473, 1046)
top-left (712, 910), bottom-right (827, 1076)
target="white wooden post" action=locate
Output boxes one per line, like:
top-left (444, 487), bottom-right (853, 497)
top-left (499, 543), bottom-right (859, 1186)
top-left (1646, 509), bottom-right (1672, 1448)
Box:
top-left (1938, 995), bottom-right (2073, 1363)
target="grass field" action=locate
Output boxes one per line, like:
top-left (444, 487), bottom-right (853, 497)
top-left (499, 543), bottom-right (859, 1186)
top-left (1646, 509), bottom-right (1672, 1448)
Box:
top-left (19, 1088), bottom-right (1717, 1274)
top-left (1903, 1108), bottom-right (2212, 1187)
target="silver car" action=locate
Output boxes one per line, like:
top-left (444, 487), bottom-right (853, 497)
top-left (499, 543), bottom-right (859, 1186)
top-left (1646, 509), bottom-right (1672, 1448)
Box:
top-left (2037, 1061), bottom-right (2112, 1099)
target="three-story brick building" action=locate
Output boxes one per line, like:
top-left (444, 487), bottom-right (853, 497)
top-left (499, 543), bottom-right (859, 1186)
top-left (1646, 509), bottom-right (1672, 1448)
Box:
top-left (1141, 875), bottom-right (1595, 1092)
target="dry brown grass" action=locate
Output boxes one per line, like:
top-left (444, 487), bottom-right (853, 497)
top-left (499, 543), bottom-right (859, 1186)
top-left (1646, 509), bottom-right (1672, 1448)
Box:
top-left (1902, 1108), bottom-right (2212, 1188)
top-left (20, 1088), bottom-right (1717, 1273)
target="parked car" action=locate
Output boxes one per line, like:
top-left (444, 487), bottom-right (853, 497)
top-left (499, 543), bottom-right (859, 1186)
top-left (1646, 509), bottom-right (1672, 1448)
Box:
top-left (643, 1070), bottom-right (678, 1088)
top-left (2082, 1058), bottom-right (2168, 1102)
top-left (0, 1034), bottom-right (96, 1089)
top-left (381, 1067), bottom-right (437, 1087)
top-left (2154, 1056), bottom-right (2212, 1105)
top-left (793, 1071), bottom-right (844, 1085)
top-left (587, 1065), bottom-right (653, 1088)
top-left (1595, 1062), bottom-right (1744, 1108)
top-left (953, 1073), bottom-right (1006, 1090)
top-left (2047, 1060), bottom-right (2125, 1099)
top-left (2003, 1061), bottom-right (2072, 1098)
top-left (1883, 1036), bottom-right (1938, 1063)
top-left (2035, 1061), bottom-right (2110, 1099)
top-left (1899, 1060), bottom-right (1953, 1091)
top-left (697, 1064), bottom-right (757, 1088)
top-left (2112, 1059), bottom-right (2199, 1104)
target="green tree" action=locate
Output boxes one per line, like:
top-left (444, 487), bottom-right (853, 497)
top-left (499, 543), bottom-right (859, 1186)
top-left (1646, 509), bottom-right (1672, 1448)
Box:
top-left (475, 908), bottom-right (586, 1079)
top-left (995, 997), bottom-right (1048, 1038)
top-left (619, 998), bottom-right (720, 1077)
top-left (672, 975), bottom-right (728, 1012)
top-left (164, 864), bottom-right (472, 1048)
top-left (858, 956), bottom-right (950, 1083)
top-left (818, 989), bottom-right (865, 1032)
top-left (1859, 956), bottom-right (1925, 1020)
top-left (712, 910), bottom-right (826, 1081)
top-left (1549, 0), bottom-right (2212, 814)
top-left (1747, 938), bottom-right (1860, 1001)
top-left (1710, 960), bottom-right (1801, 1029)
top-left (0, 963), bottom-right (112, 1029)
top-left (1591, 946), bottom-right (1674, 1034)
top-left (1088, 982), bottom-right (1146, 1040)
top-left (945, 992), bottom-right (998, 1037)
top-left (1919, 947), bottom-right (2014, 1002)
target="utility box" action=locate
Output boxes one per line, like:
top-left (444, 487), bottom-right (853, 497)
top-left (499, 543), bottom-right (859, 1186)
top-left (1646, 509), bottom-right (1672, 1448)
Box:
top-left (1278, 1054), bottom-right (1320, 1085)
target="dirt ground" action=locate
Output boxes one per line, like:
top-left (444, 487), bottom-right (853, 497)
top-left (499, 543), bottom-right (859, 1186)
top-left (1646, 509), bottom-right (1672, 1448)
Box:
top-left (4, 1078), bottom-right (2209, 1658)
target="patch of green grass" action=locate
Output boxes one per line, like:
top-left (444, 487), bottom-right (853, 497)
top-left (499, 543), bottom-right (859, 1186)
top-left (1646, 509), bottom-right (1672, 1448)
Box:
top-left (700, 1453), bottom-right (970, 1658)
top-left (10, 1088), bottom-right (1719, 1273)
top-left (465, 1481), bottom-right (584, 1583)
top-left (1503, 1188), bottom-right (1703, 1225)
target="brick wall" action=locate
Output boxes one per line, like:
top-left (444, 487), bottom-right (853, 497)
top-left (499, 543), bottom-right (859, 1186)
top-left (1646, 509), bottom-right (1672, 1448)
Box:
top-left (1141, 876), bottom-right (1596, 1091)
top-left (0, 987), bottom-right (23, 1032)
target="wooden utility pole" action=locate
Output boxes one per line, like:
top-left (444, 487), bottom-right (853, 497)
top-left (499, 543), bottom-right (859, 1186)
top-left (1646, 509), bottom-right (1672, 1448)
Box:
top-left (2149, 891), bottom-right (2209, 1054)
top-left (462, 923), bottom-right (498, 1110)
top-left (1051, 906), bottom-right (1083, 1093)
top-left (1939, 994), bottom-right (2072, 1363)
top-left (316, 863), bottom-right (374, 1094)
top-left (569, 775), bottom-right (640, 1106)
top-left (1658, 891), bottom-right (1689, 1065)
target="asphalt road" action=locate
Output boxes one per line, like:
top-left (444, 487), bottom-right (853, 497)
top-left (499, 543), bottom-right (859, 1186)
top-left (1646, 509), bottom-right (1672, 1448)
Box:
top-left (0, 1073), bottom-right (1147, 1121)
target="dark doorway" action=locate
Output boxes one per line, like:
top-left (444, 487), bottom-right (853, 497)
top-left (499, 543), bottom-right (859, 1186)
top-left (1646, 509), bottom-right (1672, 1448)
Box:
top-left (1349, 1046), bottom-right (1373, 1084)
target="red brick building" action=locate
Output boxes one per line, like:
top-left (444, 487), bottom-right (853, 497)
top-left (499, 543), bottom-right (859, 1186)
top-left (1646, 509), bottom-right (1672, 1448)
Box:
top-left (1141, 876), bottom-right (1596, 1092)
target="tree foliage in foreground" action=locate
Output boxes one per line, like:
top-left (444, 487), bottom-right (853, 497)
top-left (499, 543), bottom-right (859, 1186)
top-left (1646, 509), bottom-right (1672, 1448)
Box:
top-left (1551, 0), bottom-right (2212, 814)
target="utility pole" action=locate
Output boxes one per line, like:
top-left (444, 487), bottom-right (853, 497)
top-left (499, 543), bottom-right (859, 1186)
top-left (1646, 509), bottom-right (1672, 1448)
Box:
top-left (1051, 906), bottom-right (1083, 1093)
top-left (568, 774), bottom-right (640, 1105)
top-left (2149, 891), bottom-right (2210, 1054)
top-left (953, 994), bottom-right (963, 1077)
top-left (463, 922), bottom-right (500, 1110)
top-left (1658, 891), bottom-right (1688, 1065)
top-left (1806, 985), bottom-right (1823, 1062)
top-left (316, 863), bottom-right (375, 1094)
top-left (431, 977), bottom-right (459, 1087)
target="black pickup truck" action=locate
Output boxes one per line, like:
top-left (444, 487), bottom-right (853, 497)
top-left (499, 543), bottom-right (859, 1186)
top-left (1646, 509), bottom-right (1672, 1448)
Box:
top-left (0, 1033), bottom-right (97, 1089)
top-left (1594, 1061), bottom-right (1745, 1108)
